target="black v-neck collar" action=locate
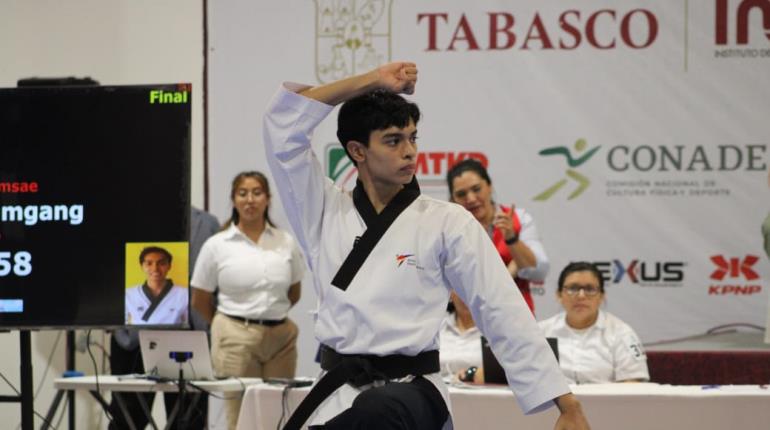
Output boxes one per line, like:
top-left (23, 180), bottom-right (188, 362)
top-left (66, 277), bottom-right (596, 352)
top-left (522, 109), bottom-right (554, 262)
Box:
top-left (141, 279), bottom-right (174, 322)
top-left (331, 177), bottom-right (421, 290)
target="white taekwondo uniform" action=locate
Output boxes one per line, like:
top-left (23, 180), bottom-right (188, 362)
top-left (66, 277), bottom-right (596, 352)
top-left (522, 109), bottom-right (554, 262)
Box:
top-left (125, 283), bottom-right (188, 325)
top-left (264, 83), bottom-right (570, 428)
top-left (539, 310), bottom-right (649, 384)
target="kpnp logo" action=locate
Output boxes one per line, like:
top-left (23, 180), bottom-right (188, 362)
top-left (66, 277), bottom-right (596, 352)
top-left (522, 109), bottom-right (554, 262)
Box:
top-left (324, 144), bottom-right (489, 193)
top-left (314, 0), bottom-right (391, 83)
top-left (708, 255), bottom-right (762, 295)
top-left (593, 259), bottom-right (685, 287)
top-left (714, 0), bottom-right (770, 58)
top-left (710, 255), bottom-right (760, 280)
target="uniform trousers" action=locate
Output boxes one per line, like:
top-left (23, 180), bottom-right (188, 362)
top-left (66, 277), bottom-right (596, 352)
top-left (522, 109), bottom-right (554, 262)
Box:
top-left (313, 376), bottom-right (449, 429)
top-left (211, 312), bottom-right (298, 430)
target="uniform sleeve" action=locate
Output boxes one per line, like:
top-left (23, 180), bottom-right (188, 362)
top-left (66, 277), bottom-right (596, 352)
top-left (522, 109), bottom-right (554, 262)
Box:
top-left (442, 211), bottom-right (570, 414)
top-left (514, 208), bottom-right (550, 282)
top-left (263, 83), bottom-right (335, 273)
top-left (190, 238), bottom-right (218, 293)
top-left (612, 320), bottom-right (650, 382)
top-left (288, 233), bottom-right (306, 285)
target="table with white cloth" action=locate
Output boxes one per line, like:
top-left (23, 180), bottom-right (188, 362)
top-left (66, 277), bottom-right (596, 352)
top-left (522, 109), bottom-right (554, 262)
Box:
top-left (48, 375), bottom-right (261, 430)
top-left (237, 381), bottom-right (770, 430)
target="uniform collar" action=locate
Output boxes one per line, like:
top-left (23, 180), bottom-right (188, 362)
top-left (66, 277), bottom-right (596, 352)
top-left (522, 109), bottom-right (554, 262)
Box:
top-left (352, 176), bottom-right (421, 227)
top-left (558, 309), bottom-right (607, 332)
top-left (224, 222), bottom-right (274, 241)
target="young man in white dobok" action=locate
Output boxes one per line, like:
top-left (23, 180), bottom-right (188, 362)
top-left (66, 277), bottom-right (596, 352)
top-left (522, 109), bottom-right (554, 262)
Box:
top-left (264, 62), bottom-right (590, 430)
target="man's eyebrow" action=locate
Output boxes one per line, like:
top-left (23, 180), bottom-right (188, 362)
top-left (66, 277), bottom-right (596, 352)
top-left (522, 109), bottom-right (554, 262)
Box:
top-left (381, 132), bottom-right (407, 139)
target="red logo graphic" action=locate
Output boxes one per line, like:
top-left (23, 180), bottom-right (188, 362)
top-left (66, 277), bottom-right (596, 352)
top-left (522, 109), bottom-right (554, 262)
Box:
top-left (709, 255), bottom-right (760, 280)
top-left (716, 0), bottom-right (770, 45)
top-left (396, 254), bottom-right (414, 267)
top-left (415, 152), bottom-right (487, 176)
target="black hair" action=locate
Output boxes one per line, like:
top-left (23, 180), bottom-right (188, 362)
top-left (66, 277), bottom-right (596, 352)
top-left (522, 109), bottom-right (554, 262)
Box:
top-left (557, 261), bottom-right (605, 293)
top-left (139, 246), bottom-right (172, 265)
top-left (446, 158), bottom-right (492, 197)
top-left (224, 171), bottom-right (275, 229)
top-left (336, 89), bottom-right (421, 164)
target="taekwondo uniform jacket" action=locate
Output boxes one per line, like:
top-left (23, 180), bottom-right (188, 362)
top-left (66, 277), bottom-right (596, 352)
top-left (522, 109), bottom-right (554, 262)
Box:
top-left (264, 83), bottom-right (570, 427)
top-left (124, 283), bottom-right (188, 325)
top-left (539, 310), bottom-right (649, 384)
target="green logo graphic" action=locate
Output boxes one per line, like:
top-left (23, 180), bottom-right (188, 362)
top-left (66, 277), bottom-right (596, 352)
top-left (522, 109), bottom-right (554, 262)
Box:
top-left (534, 138), bottom-right (601, 201)
top-left (326, 145), bottom-right (357, 189)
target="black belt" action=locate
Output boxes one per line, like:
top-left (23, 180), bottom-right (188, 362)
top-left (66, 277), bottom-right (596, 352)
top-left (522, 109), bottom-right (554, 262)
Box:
top-left (222, 313), bottom-right (286, 326)
top-left (283, 345), bottom-right (440, 430)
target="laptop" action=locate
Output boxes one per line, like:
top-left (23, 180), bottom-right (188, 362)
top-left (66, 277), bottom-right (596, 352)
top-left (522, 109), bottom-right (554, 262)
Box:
top-left (138, 330), bottom-right (216, 381)
top-left (481, 336), bottom-right (559, 384)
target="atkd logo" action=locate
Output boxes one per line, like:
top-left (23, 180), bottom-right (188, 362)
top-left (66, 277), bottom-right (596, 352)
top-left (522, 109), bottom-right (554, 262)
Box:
top-left (594, 260), bottom-right (685, 285)
top-left (709, 254), bottom-right (759, 280)
top-left (716, 0), bottom-right (770, 45)
top-left (325, 144), bottom-right (488, 190)
top-left (708, 254), bottom-right (762, 295)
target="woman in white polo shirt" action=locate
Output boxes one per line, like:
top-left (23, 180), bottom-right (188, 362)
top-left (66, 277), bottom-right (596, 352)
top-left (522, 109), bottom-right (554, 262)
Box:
top-left (191, 171), bottom-right (304, 430)
top-left (539, 262), bottom-right (649, 384)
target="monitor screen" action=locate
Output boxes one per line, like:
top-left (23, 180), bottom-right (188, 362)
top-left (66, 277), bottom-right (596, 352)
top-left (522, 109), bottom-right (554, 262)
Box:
top-left (0, 83), bottom-right (191, 328)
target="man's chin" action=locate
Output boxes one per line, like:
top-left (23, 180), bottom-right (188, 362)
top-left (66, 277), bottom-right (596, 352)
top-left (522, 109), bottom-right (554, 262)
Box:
top-left (399, 173), bottom-right (415, 184)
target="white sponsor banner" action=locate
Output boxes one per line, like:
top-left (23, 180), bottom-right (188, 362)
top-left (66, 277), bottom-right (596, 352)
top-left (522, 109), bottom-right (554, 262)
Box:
top-left (208, 0), bottom-right (770, 374)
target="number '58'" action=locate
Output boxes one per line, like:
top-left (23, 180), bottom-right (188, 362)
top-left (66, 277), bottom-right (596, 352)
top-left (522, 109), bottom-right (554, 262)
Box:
top-left (0, 251), bottom-right (32, 277)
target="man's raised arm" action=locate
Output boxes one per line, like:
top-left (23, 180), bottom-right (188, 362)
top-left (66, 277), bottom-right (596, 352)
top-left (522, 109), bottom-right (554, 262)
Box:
top-left (299, 62), bottom-right (417, 105)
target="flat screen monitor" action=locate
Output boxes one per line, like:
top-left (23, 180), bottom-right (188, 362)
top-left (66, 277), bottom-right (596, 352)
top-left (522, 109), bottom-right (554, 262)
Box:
top-left (0, 83), bottom-right (191, 328)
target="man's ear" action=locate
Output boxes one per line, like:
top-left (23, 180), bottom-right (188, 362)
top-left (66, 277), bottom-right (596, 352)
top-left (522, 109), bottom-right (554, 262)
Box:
top-left (346, 140), bottom-right (367, 164)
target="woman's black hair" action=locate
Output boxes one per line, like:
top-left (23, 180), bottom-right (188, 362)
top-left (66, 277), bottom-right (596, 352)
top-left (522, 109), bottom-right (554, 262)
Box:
top-left (557, 261), bottom-right (605, 293)
top-left (446, 158), bottom-right (492, 197)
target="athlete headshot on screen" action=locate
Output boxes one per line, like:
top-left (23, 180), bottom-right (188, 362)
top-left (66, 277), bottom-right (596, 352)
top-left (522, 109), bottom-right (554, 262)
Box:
top-left (125, 246), bottom-right (188, 325)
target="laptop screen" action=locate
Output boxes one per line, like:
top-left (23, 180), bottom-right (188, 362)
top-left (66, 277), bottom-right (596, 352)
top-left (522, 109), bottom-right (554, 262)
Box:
top-left (138, 330), bottom-right (215, 380)
top-left (481, 336), bottom-right (559, 385)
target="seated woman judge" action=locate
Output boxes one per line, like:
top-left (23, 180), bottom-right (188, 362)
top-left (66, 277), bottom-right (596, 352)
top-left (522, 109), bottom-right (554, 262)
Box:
top-left (538, 261), bottom-right (649, 384)
top-left (444, 262), bottom-right (649, 384)
top-left (190, 171), bottom-right (305, 430)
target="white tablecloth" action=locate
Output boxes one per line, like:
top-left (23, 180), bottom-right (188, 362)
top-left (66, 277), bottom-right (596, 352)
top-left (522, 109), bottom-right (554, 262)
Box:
top-left (54, 375), bottom-right (262, 393)
top-left (237, 382), bottom-right (770, 430)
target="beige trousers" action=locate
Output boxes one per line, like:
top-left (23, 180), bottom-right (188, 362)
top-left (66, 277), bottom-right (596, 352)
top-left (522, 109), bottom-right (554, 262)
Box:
top-left (211, 312), bottom-right (298, 430)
